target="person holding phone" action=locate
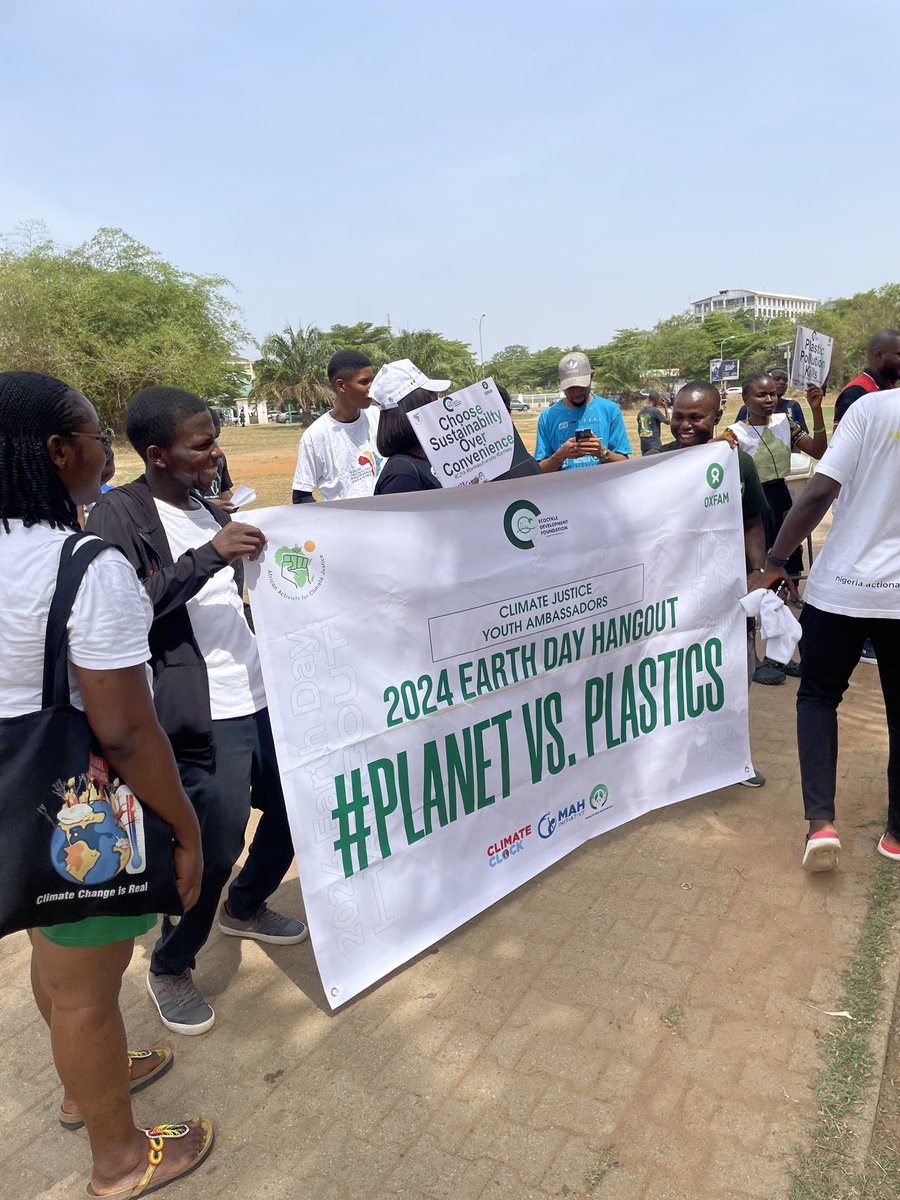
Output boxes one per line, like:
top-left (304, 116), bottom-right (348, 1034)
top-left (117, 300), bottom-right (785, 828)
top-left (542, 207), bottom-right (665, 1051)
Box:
top-left (536, 352), bottom-right (632, 471)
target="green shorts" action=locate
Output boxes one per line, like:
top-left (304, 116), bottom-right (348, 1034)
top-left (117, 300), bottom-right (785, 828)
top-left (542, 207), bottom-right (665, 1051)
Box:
top-left (37, 913), bottom-right (157, 948)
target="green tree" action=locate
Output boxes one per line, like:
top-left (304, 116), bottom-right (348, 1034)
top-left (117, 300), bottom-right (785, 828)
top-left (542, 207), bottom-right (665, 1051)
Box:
top-left (0, 223), bottom-right (247, 427)
top-left (385, 328), bottom-right (478, 388)
top-left (323, 321), bottom-right (392, 367)
top-left (252, 322), bottom-right (331, 415)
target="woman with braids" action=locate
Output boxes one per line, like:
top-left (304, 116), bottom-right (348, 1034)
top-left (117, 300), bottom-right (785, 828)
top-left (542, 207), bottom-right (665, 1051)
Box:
top-left (0, 372), bottom-right (213, 1197)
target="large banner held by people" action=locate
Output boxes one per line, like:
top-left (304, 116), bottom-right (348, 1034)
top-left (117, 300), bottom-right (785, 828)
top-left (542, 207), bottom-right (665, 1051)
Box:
top-left (245, 445), bottom-right (751, 1007)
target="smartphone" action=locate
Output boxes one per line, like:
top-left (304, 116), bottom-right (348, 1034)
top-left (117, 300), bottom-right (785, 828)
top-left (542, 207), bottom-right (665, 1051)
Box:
top-left (574, 429), bottom-right (591, 442)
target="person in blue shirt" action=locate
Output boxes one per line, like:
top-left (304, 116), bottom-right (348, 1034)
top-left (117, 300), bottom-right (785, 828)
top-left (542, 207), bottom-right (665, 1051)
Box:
top-left (536, 352), bottom-right (632, 471)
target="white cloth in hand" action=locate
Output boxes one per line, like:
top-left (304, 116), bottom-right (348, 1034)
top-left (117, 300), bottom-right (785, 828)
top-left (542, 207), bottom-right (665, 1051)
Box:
top-left (739, 589), bottom-right (802, 664)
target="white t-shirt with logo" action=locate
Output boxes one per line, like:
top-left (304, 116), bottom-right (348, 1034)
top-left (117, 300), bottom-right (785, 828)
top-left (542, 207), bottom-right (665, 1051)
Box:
top-left (805, 389), bottom-right (900, 619)
top-left (154, 500), bottom-right (267, 719)
top-left (0, 522), bottom-right (153, 718)
top-left (292, 408), bottom-right (382, 501)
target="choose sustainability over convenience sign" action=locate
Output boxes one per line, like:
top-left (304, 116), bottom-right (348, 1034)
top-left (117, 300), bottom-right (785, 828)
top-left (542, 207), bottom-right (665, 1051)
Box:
top-left (245, 445), bottom-right (751, 1006)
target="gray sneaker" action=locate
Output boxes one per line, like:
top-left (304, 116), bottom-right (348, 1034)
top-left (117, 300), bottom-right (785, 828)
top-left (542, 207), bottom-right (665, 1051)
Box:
top-left (218, 902), bottom-right (308, 945)
top-left (147, 969), bottom-right (215, 1036)
top-left (739, 770), bottom-right (766, 788)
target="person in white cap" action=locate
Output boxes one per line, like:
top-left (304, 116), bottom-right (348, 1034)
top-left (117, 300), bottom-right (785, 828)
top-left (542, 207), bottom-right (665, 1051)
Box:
top-left (369, 359), bottom-right (451, 495)
top-left (535, 352), bottom-right (632, 471)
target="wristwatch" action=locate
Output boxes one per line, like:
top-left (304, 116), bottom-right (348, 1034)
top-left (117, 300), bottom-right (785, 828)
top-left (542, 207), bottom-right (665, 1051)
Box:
top-left (598, 447), bottom-right (611, 463)
top-left (766, 551), bottom-right (790, 569)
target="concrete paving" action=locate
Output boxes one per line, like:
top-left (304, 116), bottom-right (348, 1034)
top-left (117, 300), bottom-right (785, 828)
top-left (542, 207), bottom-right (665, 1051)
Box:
top-left (2, 622), bottom-right (897, 1199)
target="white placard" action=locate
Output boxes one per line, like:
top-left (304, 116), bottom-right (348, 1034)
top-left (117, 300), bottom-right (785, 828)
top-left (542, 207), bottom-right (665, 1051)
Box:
top-left (790, 326), bottom-right (833, 388)
top-left (407, 377), bottom-right (515, 486)
top-left (245, 445), bottom-right (751, 1007)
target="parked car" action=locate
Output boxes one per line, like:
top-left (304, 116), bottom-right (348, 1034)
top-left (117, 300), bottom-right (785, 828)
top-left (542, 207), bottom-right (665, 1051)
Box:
top-left (275, 411), bottom-right (305, 423)
top-left (510, 398), bottom-right (530, 412)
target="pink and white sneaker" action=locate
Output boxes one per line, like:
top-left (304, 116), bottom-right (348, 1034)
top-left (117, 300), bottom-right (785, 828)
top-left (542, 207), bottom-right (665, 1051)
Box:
top-left (802, 830), bottom-right (841, 873)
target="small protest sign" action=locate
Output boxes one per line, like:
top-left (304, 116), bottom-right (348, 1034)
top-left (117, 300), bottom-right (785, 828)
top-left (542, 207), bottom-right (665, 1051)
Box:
top-left (408, 377), bottom-right (515, 486)
top-left (790, 327), bottom-right (833, 388)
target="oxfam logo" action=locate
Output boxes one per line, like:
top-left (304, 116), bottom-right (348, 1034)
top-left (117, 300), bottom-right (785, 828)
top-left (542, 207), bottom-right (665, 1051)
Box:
top-left (706, 463), bottom-right (724, 490)
top-left (503, 500), bottom-right (541, 550)
top-left (589, 783), bottom-right (610, 811)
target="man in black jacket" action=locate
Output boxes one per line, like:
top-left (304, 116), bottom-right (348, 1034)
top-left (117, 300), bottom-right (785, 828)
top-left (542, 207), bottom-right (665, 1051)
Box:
top-left (88, 386), bottom-right (306, 1036)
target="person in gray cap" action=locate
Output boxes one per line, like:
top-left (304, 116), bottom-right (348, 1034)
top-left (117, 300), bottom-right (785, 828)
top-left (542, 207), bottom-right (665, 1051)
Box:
top-left (535, 352), bottom-right (632, 471)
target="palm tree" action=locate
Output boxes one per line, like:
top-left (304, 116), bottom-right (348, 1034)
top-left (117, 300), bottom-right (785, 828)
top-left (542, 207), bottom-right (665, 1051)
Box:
top-left (252, 322), bottom-right (331, 415)
top-left (386, 329), bottom-right (478, 388)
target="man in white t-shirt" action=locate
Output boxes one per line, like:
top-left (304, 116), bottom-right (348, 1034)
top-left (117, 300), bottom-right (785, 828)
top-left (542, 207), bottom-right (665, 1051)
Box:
top-left (291, 350), bottom-right (381, 502)
top-left (754, 390), bottom-right (900, 872)
top-left (88, 386), bottom-right (308, 1036)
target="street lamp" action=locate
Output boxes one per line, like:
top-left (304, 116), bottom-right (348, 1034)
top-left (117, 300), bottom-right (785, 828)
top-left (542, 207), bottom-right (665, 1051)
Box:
top-left (473, 313), bottom-right (486, 370)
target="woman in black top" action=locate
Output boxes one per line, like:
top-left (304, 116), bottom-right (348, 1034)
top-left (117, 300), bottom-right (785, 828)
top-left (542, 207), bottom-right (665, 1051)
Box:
top-left (374, 387), bottom-right (442, 495)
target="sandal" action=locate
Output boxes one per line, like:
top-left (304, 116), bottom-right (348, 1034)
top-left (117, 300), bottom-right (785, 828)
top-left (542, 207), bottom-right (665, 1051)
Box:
top-left (802, 830), bottom-right (841, 873)
top-left (753, 662), bottom-right (786, 686)
top-left (60, 1046), bottom-right (174, 1131)
top-left (86, 1118), bottom-right (214, 1198)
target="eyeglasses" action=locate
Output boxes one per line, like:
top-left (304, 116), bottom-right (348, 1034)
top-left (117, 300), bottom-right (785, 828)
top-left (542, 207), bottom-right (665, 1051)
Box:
top-left (70, 428), bottom-right (115, 450)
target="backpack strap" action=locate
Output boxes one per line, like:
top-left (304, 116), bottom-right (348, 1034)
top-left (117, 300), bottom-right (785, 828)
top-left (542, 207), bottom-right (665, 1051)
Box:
top-left (41, 532), bottom-right (115, 709)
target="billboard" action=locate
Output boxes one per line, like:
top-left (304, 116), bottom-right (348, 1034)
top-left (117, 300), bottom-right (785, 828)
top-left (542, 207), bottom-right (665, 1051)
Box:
top-left (709, 359), bottom-right (740, 383)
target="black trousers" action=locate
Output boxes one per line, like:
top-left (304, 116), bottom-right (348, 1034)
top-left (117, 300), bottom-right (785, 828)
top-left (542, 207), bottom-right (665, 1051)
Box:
top-left (761, 477), bottom-right (803, 578)
top-left (150, 707), bottom-right (296, 977)
top-left (797, 604), bottom-right (900, 836)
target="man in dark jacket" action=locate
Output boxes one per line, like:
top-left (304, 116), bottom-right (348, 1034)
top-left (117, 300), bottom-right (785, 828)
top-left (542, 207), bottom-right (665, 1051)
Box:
top-left (88, 386), bottom-right (306, 1037)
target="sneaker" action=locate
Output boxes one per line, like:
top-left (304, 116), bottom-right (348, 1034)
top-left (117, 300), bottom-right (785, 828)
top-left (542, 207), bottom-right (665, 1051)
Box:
top-left (802, 830), bottom-right (841, 873)
top-left (739, 771), bottom-right (766, 788)
top-left (218, 902), bottom-right (308, 946)
top-left (147, 969), bottom-right (215, 1036)
top-left (860, 640), bottom-right (878, 665)
top-left (877, 834), bottom-right (900, 862)
top-left (766, 657), bottom-right (800, 678)
top-left (753, 662), bottom-right (786, 685)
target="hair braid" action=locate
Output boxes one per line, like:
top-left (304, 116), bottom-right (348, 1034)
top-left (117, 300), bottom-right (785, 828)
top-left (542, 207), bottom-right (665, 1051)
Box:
top-left (0, 371), bottom-right (81, 533)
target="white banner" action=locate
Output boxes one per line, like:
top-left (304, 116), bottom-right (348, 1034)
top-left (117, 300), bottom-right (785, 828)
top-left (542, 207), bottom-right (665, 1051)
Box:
top-left (408, 377), bottom-right (515, 486)
top-left (790, 326), bottom-right (833, 388)
top-left (245, 445), bottom-right (751, 1007)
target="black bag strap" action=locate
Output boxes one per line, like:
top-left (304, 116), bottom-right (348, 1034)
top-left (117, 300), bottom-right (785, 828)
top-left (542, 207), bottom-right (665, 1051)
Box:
top-left (41, 532), bottom-right (115, 709)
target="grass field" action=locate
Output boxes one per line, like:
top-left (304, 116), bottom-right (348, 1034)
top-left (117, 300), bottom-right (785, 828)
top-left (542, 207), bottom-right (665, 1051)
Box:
top-left (108, 394), bottom-right (836, 511)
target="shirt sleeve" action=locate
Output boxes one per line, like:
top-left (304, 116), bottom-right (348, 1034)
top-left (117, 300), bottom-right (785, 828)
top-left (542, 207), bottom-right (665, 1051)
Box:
top-left (606, 406), bottom-right (632, 456)
top-left (291, 429), bottom-right (319, 492)
top-left (735, 405), bottom-right (748, 423)
top-left (68, 547), bottom-right (153, 670)
top-left (834, 385), bottom-right (867, 426)
top-left (788, 420), bottom-right (805, 449)
top-left (814, 400), bottom-right (866, 487)
top-left (534, 410), bottom-right (554, 462)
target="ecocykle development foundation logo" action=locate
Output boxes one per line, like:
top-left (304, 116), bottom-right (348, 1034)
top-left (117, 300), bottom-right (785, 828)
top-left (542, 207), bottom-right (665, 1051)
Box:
top-left (268, 540), bottom-right (326, 600)
top-left (503, 500), bottom-right (541, 550)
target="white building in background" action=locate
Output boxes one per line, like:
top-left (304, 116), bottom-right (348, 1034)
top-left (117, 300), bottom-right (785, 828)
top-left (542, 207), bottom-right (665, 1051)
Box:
top-left (690, 289), bottom-right (819, 321)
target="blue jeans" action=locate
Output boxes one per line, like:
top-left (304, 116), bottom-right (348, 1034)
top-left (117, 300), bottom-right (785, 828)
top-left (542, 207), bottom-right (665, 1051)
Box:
top-left (150, 707), bottom-right (296, 977)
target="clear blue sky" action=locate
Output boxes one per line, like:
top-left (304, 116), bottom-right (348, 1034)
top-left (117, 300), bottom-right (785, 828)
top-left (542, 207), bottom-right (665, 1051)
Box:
top-left (3, 0), bottom-right (896, 360)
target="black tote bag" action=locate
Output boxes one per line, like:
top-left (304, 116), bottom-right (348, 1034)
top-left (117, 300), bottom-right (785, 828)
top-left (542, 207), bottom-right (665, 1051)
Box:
top-left (0, 532), bottom-right (183, 937)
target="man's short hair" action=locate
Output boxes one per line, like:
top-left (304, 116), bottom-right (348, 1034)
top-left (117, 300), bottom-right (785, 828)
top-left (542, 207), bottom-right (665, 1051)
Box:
top-left (766, 366), bottom-right (788, 379)
top-left (127, 385), bottom-right (208, 460)
top-left (327, 350), bottom-right (372, 382)
top-left (868, 329), bottom-right (900, 355)
top-left (675, 381), bottom-right (720, 406)
top-left (741, 371), bottom-right (772, 400)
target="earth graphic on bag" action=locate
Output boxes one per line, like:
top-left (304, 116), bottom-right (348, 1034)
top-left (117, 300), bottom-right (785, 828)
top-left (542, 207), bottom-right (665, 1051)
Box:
top-left (50, 799), bottom-right (132, 886)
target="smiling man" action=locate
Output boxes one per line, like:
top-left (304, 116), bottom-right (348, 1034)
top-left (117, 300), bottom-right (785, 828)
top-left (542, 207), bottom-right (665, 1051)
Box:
top-left (87, 386), bottom-right (308, 1038)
